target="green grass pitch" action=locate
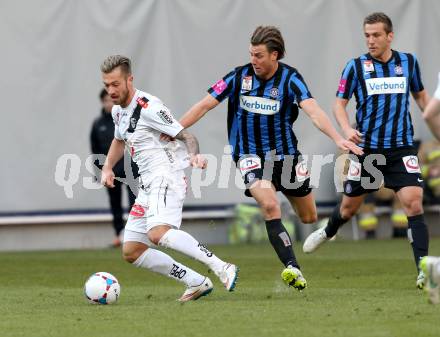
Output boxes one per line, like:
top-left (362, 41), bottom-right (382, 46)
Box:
top-left (1, 238), bottom-right (439, 337)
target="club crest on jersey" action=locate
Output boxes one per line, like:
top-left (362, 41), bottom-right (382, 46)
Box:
top-left (394, 65), bottom-right (403, 75)
top-left (130, 117), bottom-right (138, 129)
top-left (136, 97), bottom-right (149, 109)
top-left (241, 76), bottom-right (252, 91)
top-left (363, 60), bottom-right (375, 73)
top-left (270, 87), bottom-right (279, 99)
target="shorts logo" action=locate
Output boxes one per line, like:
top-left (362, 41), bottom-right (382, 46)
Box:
top-left (394, 65), bottom-right (403, 75)
top-left (363, 60), bottom-right (375, 73)
top-left (345, 182), bottom-right (352, 194)
top-left (270, 87), bottom-right (279, 99)
top-left (239, 156), bottom-right (261, 177)
top-left (130, 204), bottom-right (145, 217)
top-left (338, 79), bottom-right (347, 94)
top-left (295, 160), bottom-right (309, 182)
top-left (136, 97), bottom-right (149, 109)
top-left (212, 79), bottom-right (227, 95)
top-left (157, 109), bottom-right (174, 124)
top-left (241, 76), bottom-right (252, 91)
top-left (347, 160), bottom-right (361, 181)
top-left (403, 155), bottom-right (421, 173)
top-left (247, 172), bottom-right (256, 182)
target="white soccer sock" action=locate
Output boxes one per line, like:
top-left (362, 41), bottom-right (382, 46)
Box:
top-left (158, 229), bottom-right (226, 275)
top-left (133, 248), bottom-right (205, 287)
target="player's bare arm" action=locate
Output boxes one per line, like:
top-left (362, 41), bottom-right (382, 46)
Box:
top-left (300, 98), bottom-right (364, 155)
top-left (180, 94), bottom-right (220, 128)
top-left (412, 89), bottom-right (430, 112)
top-left (175, 130), bottom-right (207, 169)
top-left (424, 98), bottom-right (440, 141)
top-left (333, 97), bottom-right (363, 144)
top-left (101, 138), bottom-right (125, 188)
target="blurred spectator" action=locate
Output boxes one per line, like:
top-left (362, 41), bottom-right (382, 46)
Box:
top-left (90, 89), bottom-right (138, 247)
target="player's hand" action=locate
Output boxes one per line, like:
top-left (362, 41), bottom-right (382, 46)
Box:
top-left (190, 154), bottom-right (208, 169)
top-left (101, 167), bottom-right (115, 188)
top-left (343, 127), bottom-right (363, 144)
top-left (160, 133), bottom-right (175, 142)
top-left (336, 139), bottom-right (364, 156)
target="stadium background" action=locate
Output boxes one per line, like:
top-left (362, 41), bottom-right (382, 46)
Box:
top-left (1, 0), bottom-right (440, 214)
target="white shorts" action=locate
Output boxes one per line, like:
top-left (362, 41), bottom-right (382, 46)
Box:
top-left (124, 172), bottom-right (187, 239)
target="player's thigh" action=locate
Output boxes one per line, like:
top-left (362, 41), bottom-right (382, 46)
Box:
top-left (284, 192), bottom-right (317, 224)
top-left (395, 186), bottom-right (424, 216)
top-left (248, 180), bottom-right (281, 217)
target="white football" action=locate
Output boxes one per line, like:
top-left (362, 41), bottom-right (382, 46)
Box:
top-left (84, 272), bottom-right (120, 304)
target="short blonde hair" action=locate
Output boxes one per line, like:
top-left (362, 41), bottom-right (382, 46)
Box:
top-left (100, 55), bottom-right (132, 75)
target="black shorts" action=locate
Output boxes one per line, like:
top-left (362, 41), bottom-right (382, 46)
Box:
top-left (343, 146), bottom-right (424, 197)
top-left (237, 155), bottom-right (312, 198)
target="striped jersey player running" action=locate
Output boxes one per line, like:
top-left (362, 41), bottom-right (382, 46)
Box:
top-left (304, 12), bottom-right (431, 289)
top-left (179, 26), bottom-right (362, 290)
top-left (100, 55), bottom-right (238, 302)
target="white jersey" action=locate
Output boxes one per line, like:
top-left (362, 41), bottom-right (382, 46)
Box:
top-left (111, 89), bottom-right (189, 184)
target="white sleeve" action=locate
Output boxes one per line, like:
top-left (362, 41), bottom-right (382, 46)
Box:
top-left (434, 72), bottom-right (440, 100)
top-left (111, 106), bottom-right (123, 140)
top-left (141, 103), bottom-right (183, 137)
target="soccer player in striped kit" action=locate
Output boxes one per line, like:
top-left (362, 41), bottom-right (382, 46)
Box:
top-left (180, 26), bottom-right (362, 290)
top-left (303, 13), bottom-right (431, 288)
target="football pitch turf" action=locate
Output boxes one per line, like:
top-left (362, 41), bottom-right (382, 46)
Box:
top-left (1, 238), bottom-right (439, 337)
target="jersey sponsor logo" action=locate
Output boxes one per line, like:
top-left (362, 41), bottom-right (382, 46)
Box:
top-left (212, 79), bottom-right (227, 94)
top-left (394, 65), bottom-right (403, 75)
top-left (136, 97), bottom-right (149, 109)
top-left (365, 77), bottom-right (407, 96)
top-left (295, 160), bottom-right (309, 182)
top-left (347, 160), bottom-right (361, 181)
top-left (157, 109), bottom-right (174, 124)
top-left (241, 76), bottom-right (252, 91)
top-left (239, 156), bottom-right (261, 177)
top-left (363, 60), bottom-right (375, 73)
top-left (239, 95), bottom-right (280, 115)
top-left (270, 87), bottom-right (279, 99)
top-left (115, 112), bottom-right (120, 125)
top-left (163, 147), bottom-right (175, 163)
top-left (130, 204), bottom-right (145, 217)
top-left (338, 79), bottom-right (347, 94)
top-left (402, 155), bottom-right (421, 173)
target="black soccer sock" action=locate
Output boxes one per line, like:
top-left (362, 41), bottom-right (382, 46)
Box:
top-left (325, 204), bottom-right (350, 238)
top-left (407, 214), bottom-right (429, 271)
top-left (265, 219), bottom-right (299, 269)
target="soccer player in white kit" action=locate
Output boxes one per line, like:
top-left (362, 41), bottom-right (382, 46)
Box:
top-left (424, 72), bottom-right (440, 141)
top-left (100, 55), bottom-right (239, 302)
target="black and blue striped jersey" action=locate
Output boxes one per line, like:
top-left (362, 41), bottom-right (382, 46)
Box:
top-left (336, 50), bottom-right (424, 149)
top-left (208, 62), bottom-right (312, 162)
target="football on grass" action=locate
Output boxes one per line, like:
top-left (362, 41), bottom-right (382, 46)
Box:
top-left (84, 272), bottom-right (120, 304)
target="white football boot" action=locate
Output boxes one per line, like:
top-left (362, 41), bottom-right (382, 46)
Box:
top-left (303, 227), bottom-right (329, 253)
top-left (178, 277), bottom-right (213, 302)
top-left (419, 256), bottom-right (440, 304)
top-left (217, 263), bottom-right (239, 291)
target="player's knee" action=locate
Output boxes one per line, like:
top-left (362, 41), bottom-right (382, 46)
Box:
top-left (259, 198), bottom-right (280, 217)
top-left (147, 226), bottom-right (170, 245)
top-left (300, 212), bottom-right (318, 224)
top-left (402, 199), bottom-right (423, 216)
top-left (340, 205), bottom-right (357, 220)
top-left (122, 248), bottom-right (144, 264)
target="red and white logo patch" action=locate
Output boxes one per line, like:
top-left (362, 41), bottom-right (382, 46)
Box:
top-left (212, 79), bottom-right (227, 95)
top-left (295, 160), bottom-right (309, 182)
top-left (347, 160), bottom-right (361, 181)
top-left (402, 156), bottom-right (421, 173)
top-left (363, 60), bottom-right (375, 73)
top-left (136, 97), bottom-right (149, 109)
top-left (130, 204), bottom-right (145, 217)
top-left (239, 156), bottom-right (261, 177)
